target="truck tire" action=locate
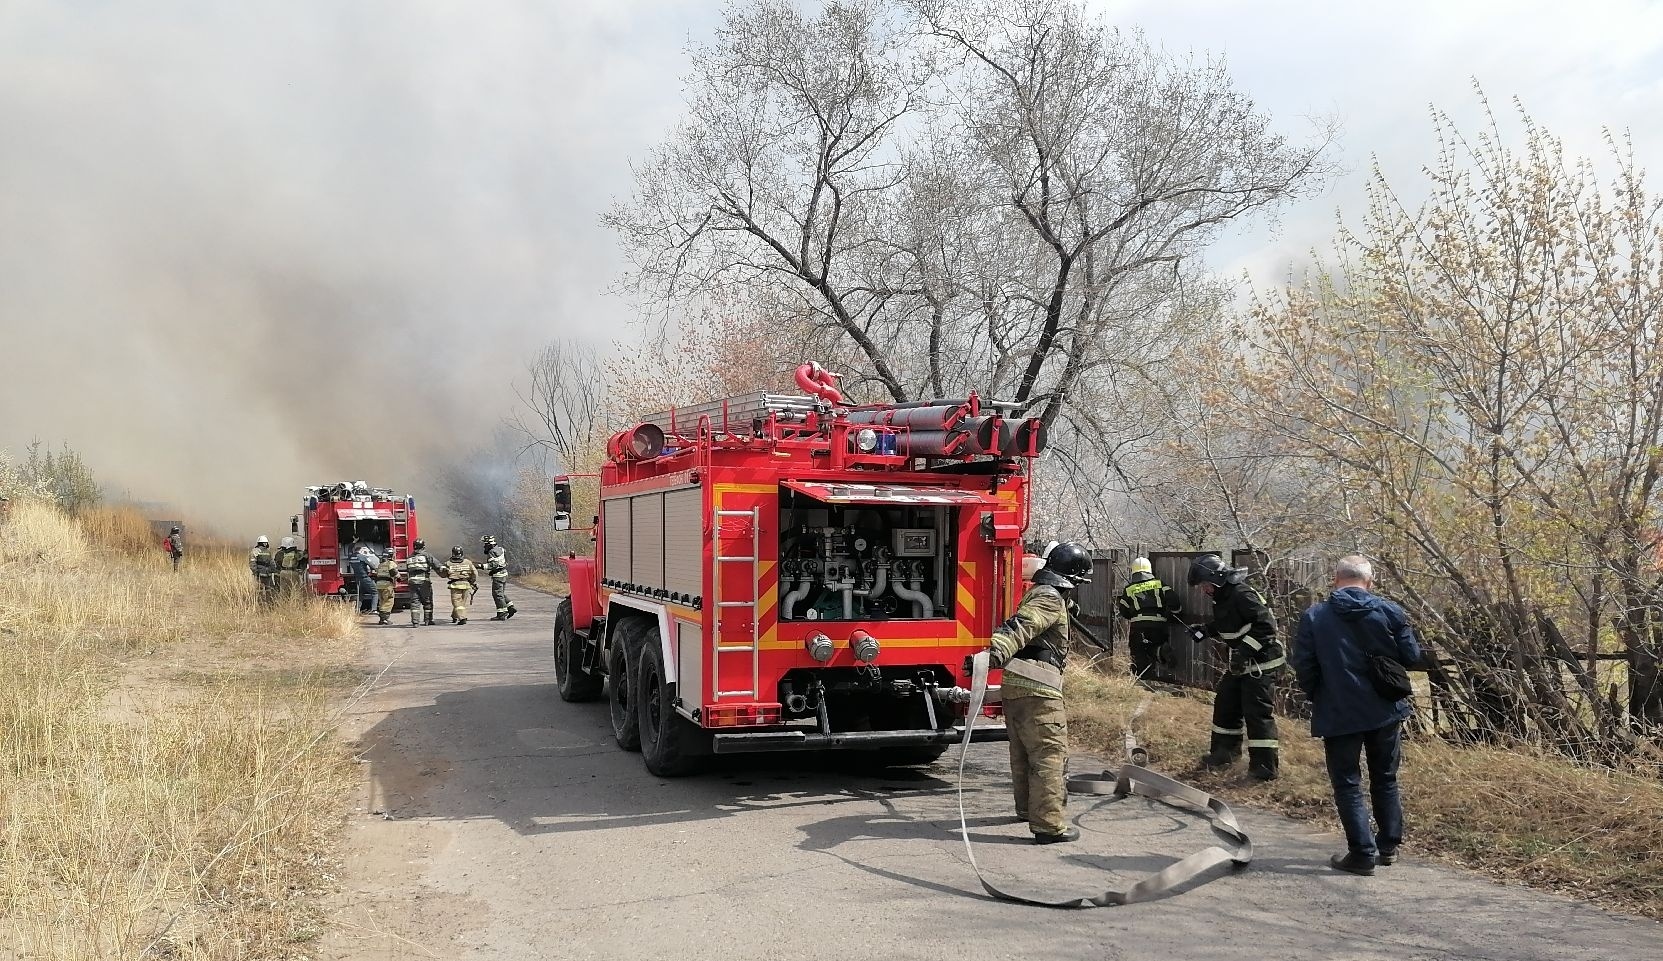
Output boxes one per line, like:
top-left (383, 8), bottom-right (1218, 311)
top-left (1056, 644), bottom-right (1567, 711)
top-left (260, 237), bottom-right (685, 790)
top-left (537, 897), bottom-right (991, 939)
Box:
top-left (553, 598), bottom-right (602, 703)
top-left (607, 618), bottom-right (645, 751)
top-left (637, 634), bottom-right (704, 777)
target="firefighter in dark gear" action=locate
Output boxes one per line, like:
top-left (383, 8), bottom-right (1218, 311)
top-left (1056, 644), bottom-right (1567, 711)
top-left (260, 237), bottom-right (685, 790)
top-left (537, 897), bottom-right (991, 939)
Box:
top-left (249, 536), bottom-right (277, 603)
top-left (274, 536), bottom-right (306, 595)
top-left (373, 550), bottom-right (399, 624)
top-left (163, 525), bottom-right (184, 572)
top-left (987, 541), bottom-right (1093, 844)
top-left (480, 534), bottom-right (516, 620)
top-left (1116, 556), bottom-right (1182, 682)
top-left (443, 546), bottom-right (477, 624)
top-left (404, 539), bottom-right (439, 627)
top-left (1189, 553), bottom-right (1283, 780)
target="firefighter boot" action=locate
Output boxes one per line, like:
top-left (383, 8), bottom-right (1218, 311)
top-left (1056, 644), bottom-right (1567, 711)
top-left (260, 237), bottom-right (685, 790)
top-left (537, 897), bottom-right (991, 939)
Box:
top-left (1248, 747), bottom-right (1280, 781)
top-left (505, 604), bottom-right (517, 620)
top-left (490, 612), bottom-right (507, 621)
top-left (378, 613), bottom-right (390, 625)
top-left (1200, 732), bottom-right (1242, 770)
top-left (425, 611), bottom-right (435, 626)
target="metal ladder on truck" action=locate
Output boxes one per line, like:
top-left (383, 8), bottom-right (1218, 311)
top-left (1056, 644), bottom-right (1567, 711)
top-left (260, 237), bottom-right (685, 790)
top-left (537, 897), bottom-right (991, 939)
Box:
top-left (391, 502), bottom-right (410, 554)
top-left (712, 506), bottom-right (761, 702)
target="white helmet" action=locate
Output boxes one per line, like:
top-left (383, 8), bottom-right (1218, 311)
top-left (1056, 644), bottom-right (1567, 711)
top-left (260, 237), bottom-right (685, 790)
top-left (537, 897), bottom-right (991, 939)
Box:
top-left (256, 535), bottom-right (269, 547)
top-left (281, 536), bottom-right (296, 549)
top-left (1130, 556), bottom-right (1153, 577)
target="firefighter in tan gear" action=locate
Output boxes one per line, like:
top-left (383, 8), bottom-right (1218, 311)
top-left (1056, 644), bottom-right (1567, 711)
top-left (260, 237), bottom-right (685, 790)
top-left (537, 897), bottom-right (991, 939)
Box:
top-left (986, 541), bottom-right (1094, 844)
top-left (480, 534), bottom-right (516, 620)
top-left (1116, 556), bottom-right (1183, 681)
top-left (443, 546), bottom-right (477, 624)
top-left (404, 539), bottom-right (439, 627)
top-left (1189, 554), bottom-right (1283, 780)
top-left (274, 536), bottom-right (306, 596)
top-left (373, 549), bottom-right (399, 625)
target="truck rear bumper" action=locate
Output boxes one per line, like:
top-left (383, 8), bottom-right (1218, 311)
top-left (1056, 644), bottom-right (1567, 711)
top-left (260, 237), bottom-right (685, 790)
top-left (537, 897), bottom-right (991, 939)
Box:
top-left (711, 723), bottom-right (1008, 754)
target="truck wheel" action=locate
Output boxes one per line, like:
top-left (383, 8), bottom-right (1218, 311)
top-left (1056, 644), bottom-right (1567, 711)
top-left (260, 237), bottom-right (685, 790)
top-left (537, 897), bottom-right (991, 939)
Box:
top-left (637, 634), bottom-right (704, 777)
top-left (553, 599), bottom-right (602, 703)
top-left (607, 619), bottom-right (644, 751)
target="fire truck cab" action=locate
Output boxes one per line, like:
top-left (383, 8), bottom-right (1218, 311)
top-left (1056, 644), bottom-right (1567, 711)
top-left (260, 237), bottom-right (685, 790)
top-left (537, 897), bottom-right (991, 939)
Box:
top-left (553, 364), bottom-right (1046, 776)
top-left (294, 481), bottom-right (419, 606)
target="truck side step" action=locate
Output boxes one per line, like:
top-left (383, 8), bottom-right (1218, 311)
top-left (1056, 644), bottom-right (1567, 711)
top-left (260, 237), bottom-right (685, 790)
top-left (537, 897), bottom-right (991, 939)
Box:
top-left (711, 724), bottom-right (1008, 754)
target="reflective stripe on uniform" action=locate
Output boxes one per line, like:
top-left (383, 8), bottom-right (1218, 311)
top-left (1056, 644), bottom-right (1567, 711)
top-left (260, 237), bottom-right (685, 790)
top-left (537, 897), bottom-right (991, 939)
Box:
top-left (1237, 635), bottom-right (1262, 651)
top-left (1218, 624), bottom-right (1253, 640)
top-left (1130, 614), bottom-right (1166, 624)
top-left (1212, 725), bottom-right (1246, 736)
top-left (1003, 656), bottom-right (1064, 690)
top-left (1240, 655), bottom-right (1286, 675)
top-left (1247, 739), bottom-right (1280, 749)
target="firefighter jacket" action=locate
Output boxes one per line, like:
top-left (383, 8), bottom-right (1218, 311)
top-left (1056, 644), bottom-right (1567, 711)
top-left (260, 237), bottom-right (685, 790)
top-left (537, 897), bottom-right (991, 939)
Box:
top-left (482, 547), bottom-right (509, 581)
top-left (405, 551), bottom-right (438, 583)
top-left (1206, 581), bottom-right (1283, 674)
top-left (1116, 575), bottom-right (1181, 636)
top-left (988, 581), bottom-right (1076, 700)
top-left (374, 559), bottom-right (398, 584)
top-left (445, 558), bottom-right (477, 590)
top-left (275, 547), bottom-right (304, 573)
top-left (248, 547), bottom-right (274, 576)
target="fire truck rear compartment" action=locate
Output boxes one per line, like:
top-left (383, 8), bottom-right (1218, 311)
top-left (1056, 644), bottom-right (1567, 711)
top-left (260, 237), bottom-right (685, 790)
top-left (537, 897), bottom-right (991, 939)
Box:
top-left (777, 490), bottom-right (955, 622)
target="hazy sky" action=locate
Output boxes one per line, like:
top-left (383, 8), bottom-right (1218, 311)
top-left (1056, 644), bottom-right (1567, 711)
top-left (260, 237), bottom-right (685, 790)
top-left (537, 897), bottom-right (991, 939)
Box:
top-left (3, 0), bottom-right (1661, 537)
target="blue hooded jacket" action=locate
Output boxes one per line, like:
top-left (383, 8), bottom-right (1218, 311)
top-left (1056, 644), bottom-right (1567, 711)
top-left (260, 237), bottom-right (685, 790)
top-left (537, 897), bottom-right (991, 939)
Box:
top-left (1291, 586), bottom-right (1421, 738)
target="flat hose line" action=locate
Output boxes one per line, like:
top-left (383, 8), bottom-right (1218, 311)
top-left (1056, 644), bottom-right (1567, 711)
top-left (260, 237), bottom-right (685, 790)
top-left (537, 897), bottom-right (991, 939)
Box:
top-left (955, 651), bottom-right (1253, 908)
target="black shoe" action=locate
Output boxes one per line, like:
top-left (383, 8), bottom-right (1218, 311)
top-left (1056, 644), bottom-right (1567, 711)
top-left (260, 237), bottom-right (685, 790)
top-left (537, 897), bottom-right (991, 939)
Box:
top-left (1199, 753), bottom-right (1237, 770)
top-left (458, 618), bottom-right (468, 625)
top-left (378, 615), bottom-right (389, 625)
top-left (490, 613), bottom-right (506, 621)
top-left (1248, 766), bottom-right (1278, 781)
top-left (1033, 827), bottom-right (1081, 844)
top-left (505, 606), bottom-right (517, 619)
top-left (1376, 849), bottom-right (1398, 866)
top-left (450, 617), bottom-right (459, 624)
top-left (425, 617), bottom-right (435, 626)
top-left (1330, 853), bottom-right (1375, 876)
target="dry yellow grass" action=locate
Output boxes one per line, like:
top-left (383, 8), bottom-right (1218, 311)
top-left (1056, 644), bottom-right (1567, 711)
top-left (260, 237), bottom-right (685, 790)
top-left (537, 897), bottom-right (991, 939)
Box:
top-left (1065, 664), bottom-right (1663, 919)
top-left (1, 499), bottom-right (361, 959)
top-left (516, 569), bottom-right (570, 595)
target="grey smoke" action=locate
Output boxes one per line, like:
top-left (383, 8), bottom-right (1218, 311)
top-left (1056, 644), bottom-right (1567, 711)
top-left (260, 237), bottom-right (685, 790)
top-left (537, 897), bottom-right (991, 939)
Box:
top-left (0, 1), bottom-right (710, 540)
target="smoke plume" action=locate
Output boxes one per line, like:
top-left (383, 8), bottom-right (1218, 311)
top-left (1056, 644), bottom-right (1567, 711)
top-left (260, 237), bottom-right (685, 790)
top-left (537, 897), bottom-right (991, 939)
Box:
top-left (0, 0), bottom-right (706, 542)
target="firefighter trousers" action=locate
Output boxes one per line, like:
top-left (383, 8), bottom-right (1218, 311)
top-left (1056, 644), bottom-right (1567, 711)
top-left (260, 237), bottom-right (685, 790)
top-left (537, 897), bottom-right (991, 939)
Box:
top-left (408, 580), bottom-right (434, 624)
top-left (376, 582), bottom-right (395, 616)
top-left (1209, 669), bottom-right (1280, 774)
top-left (1004, 693), bottom-right (1070, 837)
top-left (1128, 625), bottom-right (1170, 681)
top-left (448, 585), bottom-right (470, 622)
top-left (491, 578), bottom-right (513, 616)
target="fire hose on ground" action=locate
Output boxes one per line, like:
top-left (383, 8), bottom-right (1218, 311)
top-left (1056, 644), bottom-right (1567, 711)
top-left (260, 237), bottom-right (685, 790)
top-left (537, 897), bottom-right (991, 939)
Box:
top-left (953, 651), bottom-right (1253, 908)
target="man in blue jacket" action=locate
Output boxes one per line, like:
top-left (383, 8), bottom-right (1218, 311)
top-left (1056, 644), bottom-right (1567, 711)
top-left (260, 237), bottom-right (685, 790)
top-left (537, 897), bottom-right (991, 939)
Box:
top-left (1291, 555), bottom-right (1421, 876)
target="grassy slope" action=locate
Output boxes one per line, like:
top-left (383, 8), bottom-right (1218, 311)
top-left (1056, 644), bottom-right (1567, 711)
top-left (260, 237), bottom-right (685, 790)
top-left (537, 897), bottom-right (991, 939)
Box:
top-left (1, 501), bottom-right (362, 960)
top-left (1064, 665), bottom-right (1663, 919)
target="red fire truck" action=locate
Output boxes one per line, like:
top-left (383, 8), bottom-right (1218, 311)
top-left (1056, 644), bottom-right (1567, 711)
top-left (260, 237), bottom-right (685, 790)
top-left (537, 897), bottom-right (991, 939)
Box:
top-left (292, 481), bottom-right (420, 606)
top-left (553, 363), bottom-right (1047, 776)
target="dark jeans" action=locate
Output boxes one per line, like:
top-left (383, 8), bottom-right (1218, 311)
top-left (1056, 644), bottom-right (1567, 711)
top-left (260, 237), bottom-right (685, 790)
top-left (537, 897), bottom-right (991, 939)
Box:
top-left (1323, 720), bottom-right (1404, 858)
top-left (356, 576), bottom-right (376, 612)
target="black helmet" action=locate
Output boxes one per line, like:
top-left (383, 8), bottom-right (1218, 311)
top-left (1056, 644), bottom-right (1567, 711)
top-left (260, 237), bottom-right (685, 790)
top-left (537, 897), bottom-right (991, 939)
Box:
top-left (170, 525), bottom-right (181, 534)
top-left (1188, 553), bottom-right (1240, 588)
top-left (481, 534), bottom-right (497, 546)
top-left (1041, 542), bottom-right (1092, 586)
top-left (413, 538), bottom-right (426, 550)
top-left (451, 546), bottom-right (464, 559)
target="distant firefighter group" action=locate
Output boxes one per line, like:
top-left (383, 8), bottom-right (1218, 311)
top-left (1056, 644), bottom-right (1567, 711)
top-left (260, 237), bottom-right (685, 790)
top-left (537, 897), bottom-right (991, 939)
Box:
top-left (247, 534), bottom-right (516, 626)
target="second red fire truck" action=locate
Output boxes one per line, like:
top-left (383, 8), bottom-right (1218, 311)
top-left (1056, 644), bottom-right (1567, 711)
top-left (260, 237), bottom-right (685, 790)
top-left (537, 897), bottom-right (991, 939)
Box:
top-left (292, 481), bottom-right (421, 607)
top-left (554, 363), bottom-right (1047, 775)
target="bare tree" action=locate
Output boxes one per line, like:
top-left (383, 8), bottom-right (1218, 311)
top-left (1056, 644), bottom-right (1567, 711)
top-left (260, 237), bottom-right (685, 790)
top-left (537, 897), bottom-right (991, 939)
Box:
top-left (606, 0), bottom-right (1331, 509)
top-left (508, 339), bottom-right (608, 470)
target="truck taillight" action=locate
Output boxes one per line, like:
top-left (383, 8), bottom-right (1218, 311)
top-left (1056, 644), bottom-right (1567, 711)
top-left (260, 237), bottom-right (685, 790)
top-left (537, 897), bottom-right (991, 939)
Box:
top-left (704, 704), bottom-right (782, 728)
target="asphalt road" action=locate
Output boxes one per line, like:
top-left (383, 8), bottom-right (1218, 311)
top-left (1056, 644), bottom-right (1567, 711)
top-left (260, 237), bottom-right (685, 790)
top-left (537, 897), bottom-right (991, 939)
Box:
top-left (322, 585), bottom-right (1663, 961)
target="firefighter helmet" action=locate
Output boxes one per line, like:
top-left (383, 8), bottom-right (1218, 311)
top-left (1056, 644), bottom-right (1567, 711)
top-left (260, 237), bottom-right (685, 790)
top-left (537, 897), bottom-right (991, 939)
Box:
top-left (481, 534), bottom-right (497, 546)
top-left (256, 535), bottom-right (269, 547)
top-left (1041, 542), bottom-right (1093, 586)
top-left (281, 536), bottom-right (295, 549)
top-left (1130, 556), bottom-right (1153, 577)
top-left (413, 539), bottom-right (426, 551)
top-left (451, 546), bottom-right (465, 559)
top-left (170, 525), bottom-right (181, 535)
top-left (1188, 553), bottom-right (1241, 588)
